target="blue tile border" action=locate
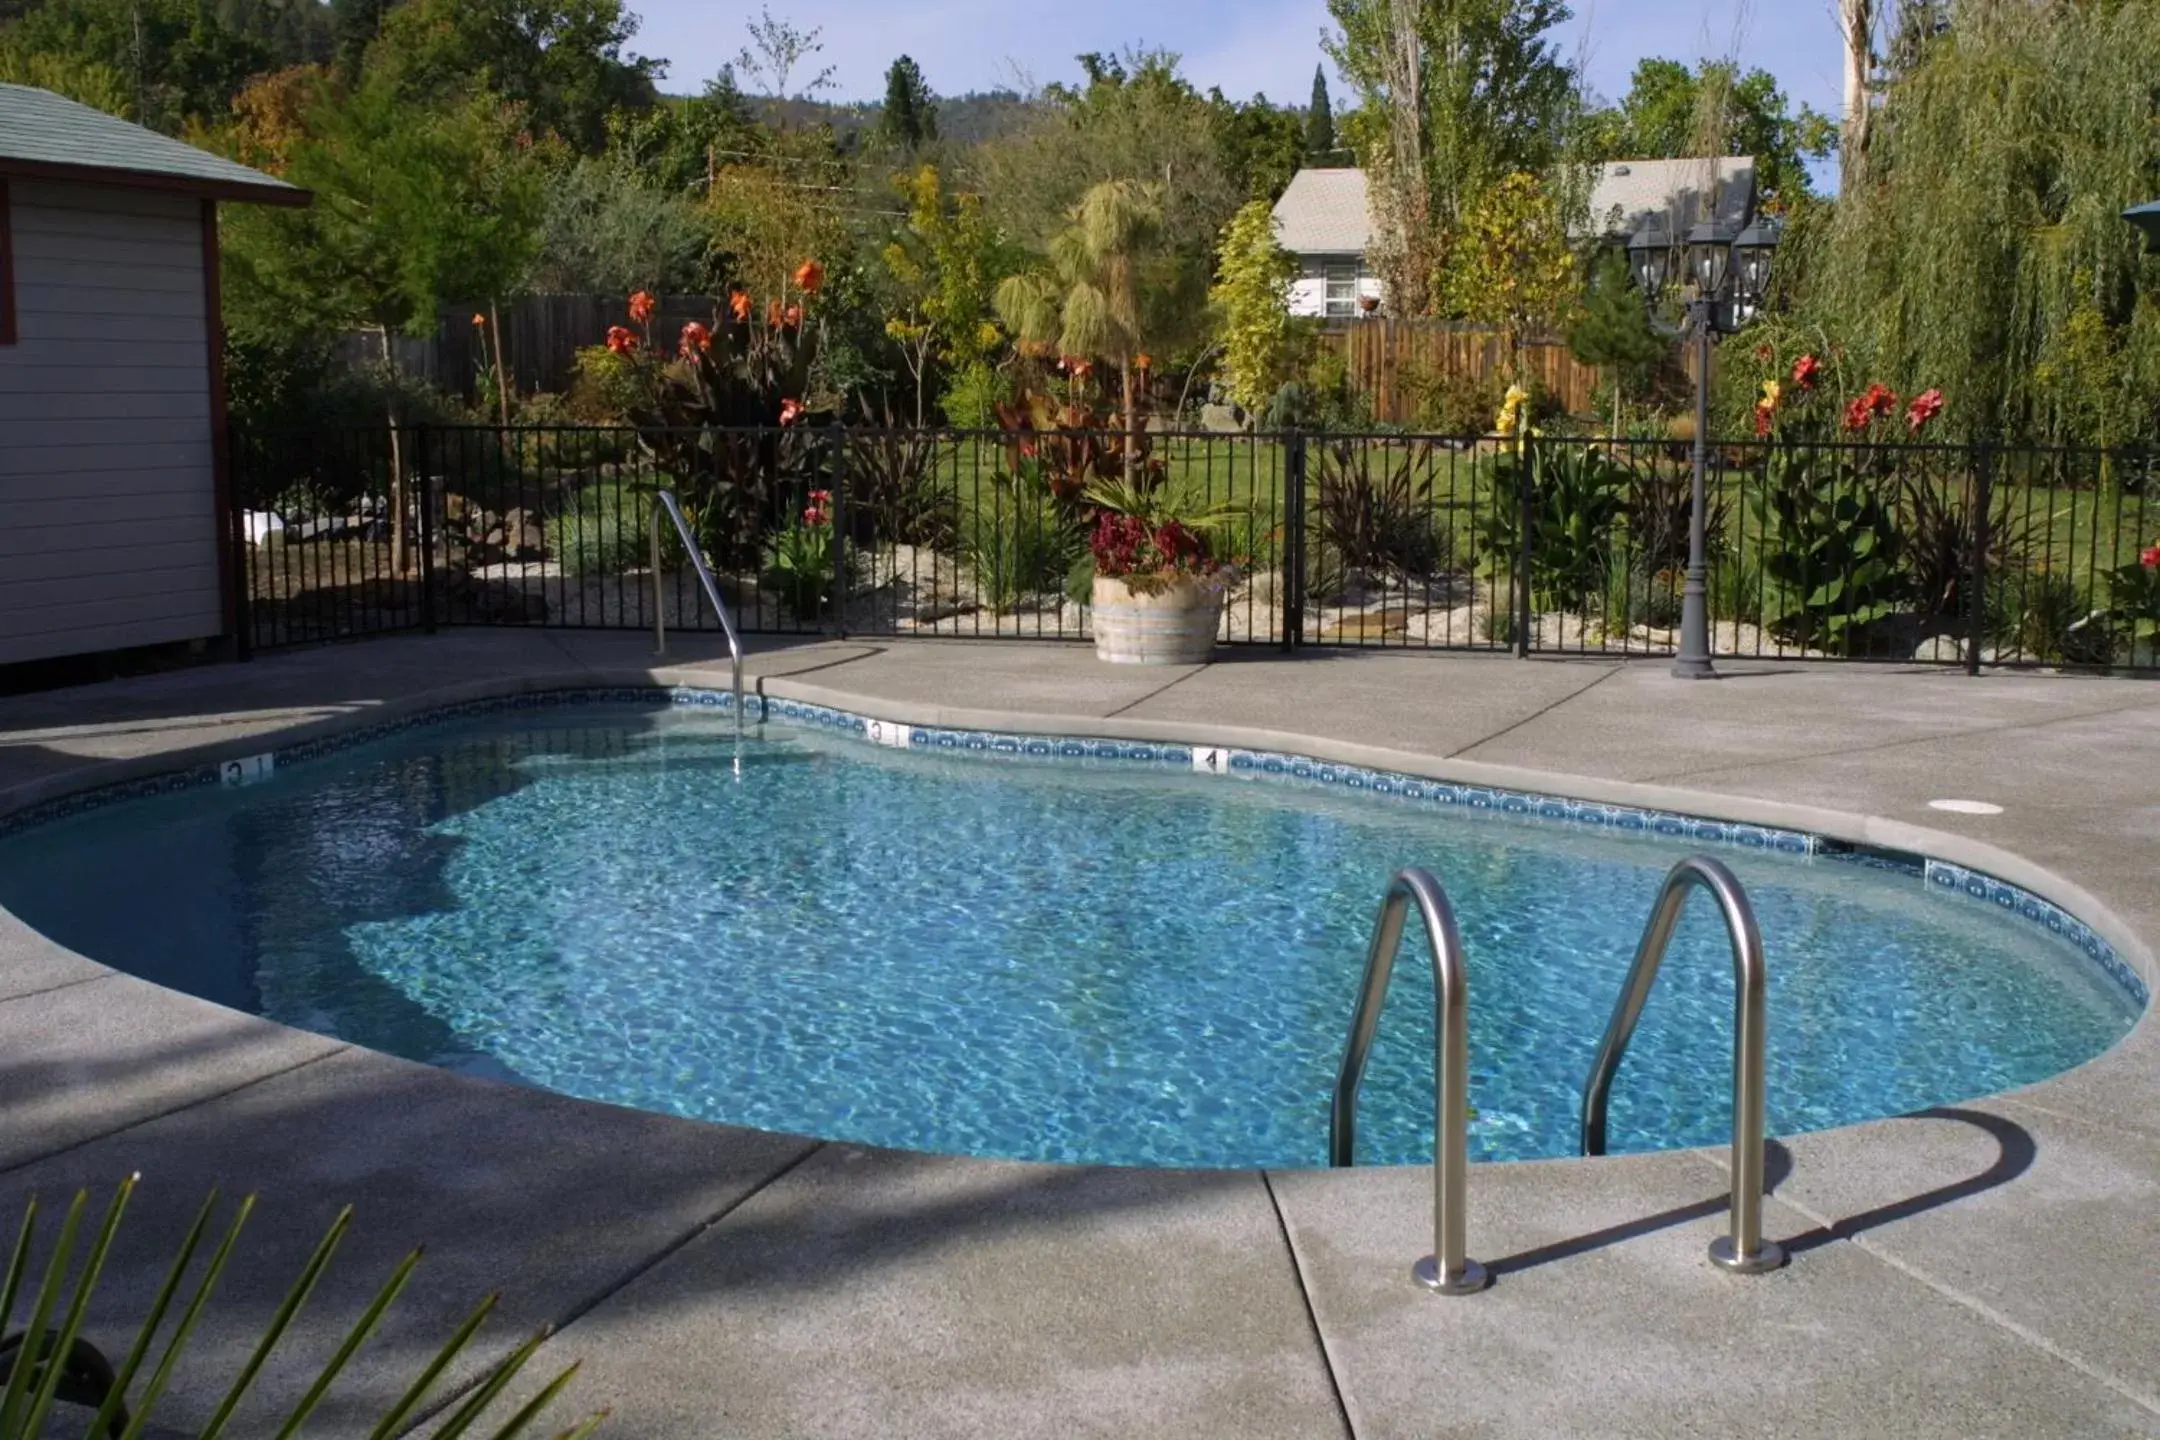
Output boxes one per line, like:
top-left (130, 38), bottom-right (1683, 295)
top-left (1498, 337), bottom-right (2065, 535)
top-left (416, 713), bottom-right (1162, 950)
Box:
top-left (0, 682), bottom-right (2145, 1011)
top-left (1924, 861), bottom-right (2148, 1007)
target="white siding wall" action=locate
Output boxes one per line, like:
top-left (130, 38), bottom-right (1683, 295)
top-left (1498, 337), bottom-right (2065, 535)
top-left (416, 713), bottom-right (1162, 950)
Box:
top-left (0, 181), bottom-right (218, 665)
top-left (1289, 255), bottom-right (1385, 319)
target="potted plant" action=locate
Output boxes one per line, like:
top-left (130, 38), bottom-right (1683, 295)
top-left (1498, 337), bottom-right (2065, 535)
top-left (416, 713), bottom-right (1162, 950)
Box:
top-left (1084, 479), bottom-right (1242, 665)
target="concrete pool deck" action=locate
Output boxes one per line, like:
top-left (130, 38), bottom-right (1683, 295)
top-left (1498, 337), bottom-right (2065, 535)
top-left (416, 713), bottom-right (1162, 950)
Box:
top-left (1, 632), bottom-right (2156, 1437)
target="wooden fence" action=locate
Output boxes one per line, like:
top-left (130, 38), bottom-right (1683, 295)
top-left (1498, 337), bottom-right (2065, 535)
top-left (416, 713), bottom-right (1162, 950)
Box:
top-left (1316, 319), bottom-right (1616, 422)
top-left (337, 293), bottom-right (726, 401)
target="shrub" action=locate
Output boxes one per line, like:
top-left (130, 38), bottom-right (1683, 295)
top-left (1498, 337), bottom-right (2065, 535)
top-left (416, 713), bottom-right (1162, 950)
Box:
top-left (1474, 443), bottom-right (1629, 611)
top-left (762, 490), bottom-right (837, 617)
top-left (1400, 362), bottom-right (1500, 437)
top-left (547, 482), bottom-right (647, 577)
top-left (938, 360), bottom-right (1011, 429)
top-left (848, 417), bottom-right (956, 550)
top-left (1900, 476), bottom-right (2035, 619)
top-left (1312, 440), bottom-right (1447, 579)
top-left (964, 466), bottom-right (1085, 611)
top-left (1623, 462), bottom-right (1727, 576)
top-left (1750, 447), bottom-right (1907, 650)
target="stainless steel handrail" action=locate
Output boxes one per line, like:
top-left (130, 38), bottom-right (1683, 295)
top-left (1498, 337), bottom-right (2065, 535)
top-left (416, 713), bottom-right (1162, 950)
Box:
top-left (1329, 866), bottom-right (1488, 1295)
top-left (651, 489), bottom-right (746, 735)
top-left (1579, 855), bottom-right (1784, 1274)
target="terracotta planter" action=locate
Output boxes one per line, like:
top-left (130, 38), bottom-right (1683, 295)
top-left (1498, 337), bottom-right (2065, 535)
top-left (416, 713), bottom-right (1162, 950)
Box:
top-left (1092, 574), bottom-right (1225, 665)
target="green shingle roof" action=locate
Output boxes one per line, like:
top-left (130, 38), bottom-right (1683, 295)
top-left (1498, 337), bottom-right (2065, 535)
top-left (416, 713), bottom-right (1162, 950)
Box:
top-left (0, 83), bottom-right (304, 203)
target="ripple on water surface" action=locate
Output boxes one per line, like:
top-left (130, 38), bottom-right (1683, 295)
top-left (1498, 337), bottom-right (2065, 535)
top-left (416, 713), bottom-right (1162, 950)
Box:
top-left (0, 707), bottom-right (2137, 1167)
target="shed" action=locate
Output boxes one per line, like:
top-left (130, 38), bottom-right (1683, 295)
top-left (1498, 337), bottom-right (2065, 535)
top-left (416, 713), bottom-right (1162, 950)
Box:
top-left (0, 83), bottom-right (306, 669)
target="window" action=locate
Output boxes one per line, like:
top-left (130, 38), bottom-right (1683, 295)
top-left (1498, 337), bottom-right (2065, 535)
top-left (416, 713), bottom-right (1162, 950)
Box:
top-left (0, 179), bottom-right (15, 346)
top-left (1323, 261), bottom-right (1359, 319)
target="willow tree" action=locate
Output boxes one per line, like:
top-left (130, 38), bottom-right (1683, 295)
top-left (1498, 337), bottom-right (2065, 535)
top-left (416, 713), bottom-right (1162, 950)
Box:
top-left (995, 179), bottom-right (1188, 474)
top-left (1789, 0), bottom-right (2160, 446)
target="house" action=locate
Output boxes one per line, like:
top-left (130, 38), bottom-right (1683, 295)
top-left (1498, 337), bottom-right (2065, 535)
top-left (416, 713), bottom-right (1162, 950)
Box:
top-left (1271, 157), bottom-right (1758, 319)
top-left (0, 84), bottom-right (306, 670)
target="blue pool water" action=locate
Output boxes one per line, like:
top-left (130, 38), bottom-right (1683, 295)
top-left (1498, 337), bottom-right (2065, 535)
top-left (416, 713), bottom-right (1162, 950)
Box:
top-left (0, 704), bottom-right (2138, 1168)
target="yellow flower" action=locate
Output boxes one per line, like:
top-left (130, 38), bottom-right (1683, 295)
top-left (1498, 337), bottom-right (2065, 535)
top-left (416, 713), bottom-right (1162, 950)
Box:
top-left (1503, 384), bottom-right (1530, 407)
top-left (1495, 407), bottom-right (1518, 437)
top-left (1759, 379), bottom-right (1781, 408)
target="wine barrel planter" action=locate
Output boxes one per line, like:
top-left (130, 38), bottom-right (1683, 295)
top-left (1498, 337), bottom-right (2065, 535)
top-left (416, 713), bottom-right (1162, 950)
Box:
top-left (1092, 575), bottom-right (1225, 665)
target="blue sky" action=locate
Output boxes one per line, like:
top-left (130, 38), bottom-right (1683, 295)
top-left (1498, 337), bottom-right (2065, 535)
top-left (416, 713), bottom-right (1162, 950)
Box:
top-left (630, 0), bottom-right (1849, 133)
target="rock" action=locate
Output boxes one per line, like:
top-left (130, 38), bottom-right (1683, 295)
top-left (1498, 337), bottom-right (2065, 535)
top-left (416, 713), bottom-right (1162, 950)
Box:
top-left (1911, 633), bottom-right (1968, 663)
top-left (1242, 570), bottom-right (1284, 607)
top-left (446, 573), bottom-right (547, 623)
top-left (1323, 610), bottom-right (1408, 640)
top-left (1200, 403), bottom-right (1246, 434)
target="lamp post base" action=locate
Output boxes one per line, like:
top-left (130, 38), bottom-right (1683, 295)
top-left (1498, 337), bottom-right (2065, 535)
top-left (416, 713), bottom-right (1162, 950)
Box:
top-left (1670, 655), bottom-right (1719, 680)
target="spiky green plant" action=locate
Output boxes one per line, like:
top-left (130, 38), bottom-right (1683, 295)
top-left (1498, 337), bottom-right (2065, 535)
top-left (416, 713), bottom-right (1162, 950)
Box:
top-left (0, 1178), bottom-right (602, 1440)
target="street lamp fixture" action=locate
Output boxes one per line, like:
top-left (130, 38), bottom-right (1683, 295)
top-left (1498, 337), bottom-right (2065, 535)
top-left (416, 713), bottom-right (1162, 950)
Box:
top-left (1626, 209), bottom-right (1778, 679)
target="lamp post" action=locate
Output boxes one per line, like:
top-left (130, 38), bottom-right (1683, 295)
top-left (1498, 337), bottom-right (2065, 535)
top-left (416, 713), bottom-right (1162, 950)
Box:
top-left (1627, 212), bottom-right (1779, 680)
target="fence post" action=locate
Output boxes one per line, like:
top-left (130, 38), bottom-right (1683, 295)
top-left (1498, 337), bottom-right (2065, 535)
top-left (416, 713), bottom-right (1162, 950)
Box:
top-left (1282, 428), bottom-right (1307, 651)
top-left (1966, 437), bottom-right (1993, 677)
top-left (1515, 436), bottom-right (1534, 659)
top-left (830, 425), bottom-right (849, 640)
top-left (228, 420), bottom-right (254, 663)
top-left (414, 425), bottom-right (437, 635)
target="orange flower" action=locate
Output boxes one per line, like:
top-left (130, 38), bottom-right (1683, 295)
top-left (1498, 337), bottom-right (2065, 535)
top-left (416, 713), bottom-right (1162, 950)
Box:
top-left (470, 313), bottom-right (486, 328)
top-left (729, 290), bottom-right (753, 323)
top-left (783, 303), bottom-right (803, 330)
top-left (778, 397), bottom-right (804, 427)
top-left (1752, 400), bottom-right (1775, 437)
top-left (604, 325), bottom-right (639, 356)
top-left (629, 290), bottom-right (656, 325)
top-left (767, 299), bottom-right (783, 329)
top-left (1134, 353), bottom-right (1152, 370)
top-left (793, 259), bottom-right (825, 294)
top-left (679, 321), bottom-right (711, 357)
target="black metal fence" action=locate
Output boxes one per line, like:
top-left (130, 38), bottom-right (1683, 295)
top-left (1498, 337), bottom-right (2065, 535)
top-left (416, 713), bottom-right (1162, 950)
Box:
top-left (228, 424), bottom-right (2160, 672)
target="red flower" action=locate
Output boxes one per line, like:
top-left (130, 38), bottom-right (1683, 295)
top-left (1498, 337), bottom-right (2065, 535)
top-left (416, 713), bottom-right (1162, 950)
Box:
top-left (678, 321), bottom-right (711, 357)
top-left (1753, 401), bottom-right (1774, 438)
top-left (729, 290), bottom-right (753, 323)
top-left (1905, 387), bottom-right (1945, 433)
top-left (1844, 382), bottom-right (1897, 431)
top-left (1753, 343), bottom-right (1774, 364)
top-left (793, 259), bottom-right (825, 295)
top-left (628, 290), bottom-right (656, 325)
top-left (605, 325), bottom-right (639, 356)
top-left (778, 397), bottom-right (804, 427)
top-left (2141, 542), bottom-right (2160, 569)
top-left (1791, 353), bottom-right (1820, 391)
top-left (783, 303), bottom-right (803, 330)
top-left (809, 489), bottom-right (833, 504)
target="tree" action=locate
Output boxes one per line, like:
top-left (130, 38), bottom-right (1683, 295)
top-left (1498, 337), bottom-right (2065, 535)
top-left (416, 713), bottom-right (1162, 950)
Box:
top-left (1839, 0), bottom-right (1874, 192)
top-left (1441, 170), bottom-right (1579, 379)
top-left (1306, 64), bottom-right (1337, 160)
top-left (996, 179), bottom-right (1184, 474)
top-left (1208, 87), bottom-right (1305, 202)
top-left (531, 152), bottom-right (715, 293)
top-left (1568, 249), bottom-right (1666, 436)
top-left (1585, 58), bottom-right (1836, 207)
top-left (2, 0), bottom-right (268, 131)
top-left (1325, 0), bottom-right (1581, 315)
top-left (365, 0), bottom-right (660, 152)
top-left (331, 0), bottom-right (385, 80)
top-left (879, 165), bottom-right (1009, 425)
top-left (1786, 0), bottom-right (2160, 445)
top-left (875, 54), bottom-right (937, 151)
top-left (733, 5), bottom-right (833, 100)
top-left (1210, 198), bottom-right (1298, 412)
top-left (223, 71), bottom-right (544, 571)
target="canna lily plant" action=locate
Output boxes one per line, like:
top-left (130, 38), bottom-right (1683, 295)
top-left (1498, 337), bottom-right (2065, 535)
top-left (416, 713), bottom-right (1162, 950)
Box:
top-left (0, 1178), bottom-right (602, 1440)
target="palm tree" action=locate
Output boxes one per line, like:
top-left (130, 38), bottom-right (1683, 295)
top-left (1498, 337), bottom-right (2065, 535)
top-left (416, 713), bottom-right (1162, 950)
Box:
top-left (994, 179), bottom-right (1168, 481)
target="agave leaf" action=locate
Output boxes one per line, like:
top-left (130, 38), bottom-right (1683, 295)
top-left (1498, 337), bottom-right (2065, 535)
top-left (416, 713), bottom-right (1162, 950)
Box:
top-left (0, 1193), bottom-right (35, 1345)
top-left (87, 1189), bottom-right (223, 1440)
top-left (119, 1194), bottom-right (258, 1440)
top-left (545, 1412), bottom-right (609, 1440)
top-left (426, 1326), bottom-right (552, 1439)
top-left (477, 1359), bottom-right (581, 1440)
top-left (19, 1175), bottom-right (135, 1439)
top-left (0, 1188), bottom-right (87, 1437)
top-left (269, 1246), bottom-right (423, 1440)
top-left (364, 1293), bottom-right (501, 1440)
top-left (197, 1205), bottom-right (353, 1440)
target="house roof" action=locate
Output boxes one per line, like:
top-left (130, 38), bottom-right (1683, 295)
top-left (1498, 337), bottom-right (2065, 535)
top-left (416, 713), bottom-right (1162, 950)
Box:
top-left (1272, 168), bottom-right (1370, 256)
top-left (1268, 157), bottom-right (1758, 257)
top-left (1583, 156), bottom-right (1755, 241)
top-left (0, 84), bottom-right (307, 205)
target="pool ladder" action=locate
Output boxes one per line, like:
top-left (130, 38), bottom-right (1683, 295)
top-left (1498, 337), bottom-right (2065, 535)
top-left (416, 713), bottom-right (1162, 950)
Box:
top-left (650, 489), bottom-right (747, 736)
top-left (1329, 855), bottom-right (1783, 1295)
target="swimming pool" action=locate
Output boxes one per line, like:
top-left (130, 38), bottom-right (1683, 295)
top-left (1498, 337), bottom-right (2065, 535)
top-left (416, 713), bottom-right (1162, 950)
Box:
top-left (0, 696), bottom-right (2139, 1168)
